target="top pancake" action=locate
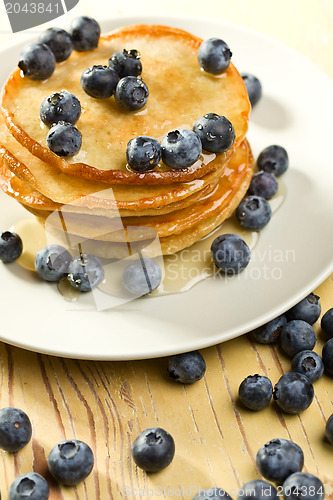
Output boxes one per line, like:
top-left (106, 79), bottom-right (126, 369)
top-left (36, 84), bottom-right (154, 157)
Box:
top-left (1, 24), bottom-right (250, 184)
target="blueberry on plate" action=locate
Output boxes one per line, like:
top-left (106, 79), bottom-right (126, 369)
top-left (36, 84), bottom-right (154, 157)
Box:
top-left (241, 73), bottom-right (262, 107)
top-left (198, 38), bottom-right (232, 74)
top-left (325, 413), bottom-right (333, 444)
top-left (0, 231), bottom-right (23, 263)
top-left (238, 480), bottom-right (278, 500)
top-left (236, 195), bottom-right (272, 230)
top-left (322, 338), bottom-right (333, 375)
top-left (251, 315), bottom-right (287, 344)
top-left (47, 121), bottom-right (82, 157)
top-left (167, 351), bottom-right (206, 384)
top-left (131, 427), bottom-right (175, 472)
top-left (9, 472), bottom-right (49, 500)
top-left (38, 27), bottom-right (73, 62)
top-left (193, 488), bottom-right (232, 500)
top-left (238, 374), bottom-right (273, 411)
top-left (122, 257), bottom-right (162, 295)
top-left (280, 320), bottom-right (316, 357)
top-left (273, 372), bottom-right (314, 414)
top-left (193, 113), bottom-right (235, 153)
top-left (282, 472), bottom-right (324, 500)
top-left (40, 91), bottom-right (81, 127)
top-left (291, 350), bottom-right (324, 383)
top-left (109, 49), bottom-right (142, 78)
top-left (69, 16), bottom-right (100, 52)
top-left (81, 65), bottom-right (119, 99)
top-left (35, 244), bottom-right (72, 282)
top-left (126, 136), bottom-right (161, 171)
top-left (67, 253), bottom-right (104, 292)
top-left (48, 439), bottom-right (94, 485)
top-left (211, 233), bottom-right (250, 274)
top-left (0, 407), bottom-right (32, 452)
top-left (321, 308), bottom-right (333, 338)
top-left (114, 76), bottom-right (149, 111)
top-left (247, 171), bottom-right (278, 200)
top-left (161, 129), bottom-right (202, 169)
top-left (18, 43), bottom-right (56, 80)
top-left (257, 145), bottom-right (289, 177)
top-left (256, 438), bottom-right (304, 483)
top-left (286, 293), bottom-right (321, 325)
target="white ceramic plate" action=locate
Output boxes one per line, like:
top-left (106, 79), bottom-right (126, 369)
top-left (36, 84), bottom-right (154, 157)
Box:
top-left (1, 16), bottom-right (333, 360)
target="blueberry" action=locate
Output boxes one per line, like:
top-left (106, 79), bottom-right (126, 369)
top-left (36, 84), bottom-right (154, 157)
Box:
top-left (47, 121), bottom-right (82, 157)
top-left (167, 351), bottom-right (206, 384)
top-left (198, 38), bottom-right (232, 75)
top-left (211, 233), bottom-right (250, 274)
top-left (193, 113), bottom-right (235, 153)
top-left (241, 73), bottom-right (262, 107)
top-left (40, 91), bottom-right (81, 127)
top-left (238, 374), bottom-right (273, 411)
top-left (256, 438), bottom-right (304, 483)
top-left (114, 76), bottom-right (149, 111)
top-left (18, 43), bottom-right (56, 80)
top-left (291, 350), bottom-right (324, 382)
top-left (35, 244), bottom-right (72, 282)
top-left (122, 257), bottom-right (161, 295)
top-left (325, 414), bottom-right (333, 444)
top-left (280, 320), bottom-right (316, 357)
top-left (286, 293), bottom-right (321, 325)
top-left (131, 427), bottom-right (175, 472)
top-left (109, 49), bottom-right (142, 78)
top-left (0, 407), bottom-right (32, 452)
top-left (257, 145), bottom-right (289, 177)
top-left (282, 472), bottom-right (324, 500)
top-left (161, 129), bottom-right (202, 169)
top-left (236, 195), bottom-right (272, 230)
top-left (247, 171), bottom-right (278, 200)
top-left (193, 488), bottom-right (232, 500)
top-left (9, 472), bottom-right (49, 500)
top-left (69, 16), bottom-right (100, 52)
top-left (81, 65), bottom-right (119, 99)
top-left (322, 338), bottom-right (333, 376)
top-left (67, 253), bottom-right (104, 292)
top-left (251, 315), bottom-right (287, 344)
top-left (48, 439), bottom-right (94, 485)
top-left (273, 372), bottom-right (314, 414)
top-left (0, 231), bottom-right (22, 263)
top-left (38, 27), bottom-right (73, 62)
top-left (238, 480), bottom-right (278, 500)
top-left (126, 136), bottom-right (161, 171)
top-left (321, 308), bottom-right (333, 338)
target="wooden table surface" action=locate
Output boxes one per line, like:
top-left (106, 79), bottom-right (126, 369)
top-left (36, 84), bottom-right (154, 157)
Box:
top-left (0, 0), bottom-right (333, 498)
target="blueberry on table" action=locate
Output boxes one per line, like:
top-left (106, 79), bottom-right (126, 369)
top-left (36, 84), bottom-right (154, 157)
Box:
top-left (193, 488), bottom-right (232, 500)
top-left (9, 472), bottom-right (49, 500)
top-left (114, 76), bottom-right (149, 111)
top-left (321, 308), bottom-right (333, 338)
top-left (48, 439), bottom-right (94, 485)
top-left (247, 171), bottom-right (278, 200)
top-left (322, 338), bottom-right (333, 375)
top-left (161, 129), bottom-right (202, 169)
top-left (280, 320), bottom-right (316, 357)
top-left (193, 113), bottom-right (235, 153)
top-left (0, 231), bottom-right (22, 263)
top-left (69, 16), bottom-right (100, 52)
top-left (256, 438), bottom-right (304, 483)
top-left (122, 257), bottom-right (162, 296)
top-left (257, 145), bottom-right (289, 177)
top-left (286, 293), bottom-right (321, 325)
top-left (198, 38), bottom-right (232, 74)
top-left (126, 136), bottom-right (161, 171)
top-left (18, 43), bottom-right (56, 80)
top-left (40, 91), bottom-right (81, 127)
top-left (167, 351), bottom-right (206, 384)
top-left (0, 407), bottom-right (32, 452)
top-left (109, 49), bottom-right (142, 78)
top-left (273, 372), bottom-right (314, 414)
top-left (236, 195), bottom-right (272, 230)
top-left (251, 315), bottom-right (287, 344)
top-left (67, 253), bottom-right (104, 292)
top-left (238, 374), bottom-right (273, 411)
top-left (211, 233), bottom-right (250, 274)
top-left (47, 121), bottom-right (82, 157)
top-left (131, 427), bottom-right (175, 472)
top-left (237, 480), bottom-right (278, 500)
top-left (81, 65), bottom-right (119, 99)
top-left (325, 414), bottom-right (333, 444)
top-left (38, 27), bottom-right (73, 62)
top-left (35, 245), bottom-right (72, 282)
top-left (282, 472), bottom-right (324, 500)
top-left (291, 350), bottom-right (324, 383)
top-left (241, 73), bottom-right (262, 107)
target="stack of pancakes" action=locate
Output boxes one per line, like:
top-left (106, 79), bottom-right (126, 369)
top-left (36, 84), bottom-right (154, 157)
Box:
top-left (0, 24), bottom-right (253, 258)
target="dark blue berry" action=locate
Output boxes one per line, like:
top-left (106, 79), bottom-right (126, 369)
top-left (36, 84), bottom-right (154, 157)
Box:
top-left (69, 16), bottom-right (100, 52)
top-left (251, 315), bottom-right (287, 344)
top-left (291, 350), bottom-right (324, 382)
top-left (211, 233), bottom-right (250, 274)
top-left (283, 472), bottom-right (324, 500)
top-left (9, 472), bottom-right (49, 500)
top-left (47, 121), bottom-right (82, 157)
top-left (109, 49), bottom-right (142, 78)
top-left (322, 338), bottom-right (333, 375)
top-left (0, 231), bottom-right (22, 263)
top-left (321, 308), bottom-right (333, 338)
top-left (256, 438), bottom-right (304, 483)
top-left (0, 407), bottom-right (32, 452)
top-left (48, 439), bottom-right (94, 485)
top-left (193, 488), bottom-right (232, 500)
top-left (35, 245), bottom-right (72, 282)
top-left (18, 43), bottom-right (56, 80)
top-left (238, 480), bottom-right (278, 500)
top-left (131, 427), bottom-right (175, 472)
top-left (286, 293), bottom-right (321, 325)
top-left (273, 372), bottom-right (314, 414)
top-left (67, 253), bottom-right (104, 292)
top-left (167, 351), bottom-right (206, 384)
top-left (325, 414), bottom-right (333, 444)
top-left (198, 38), bottom-right (232, 74)
top-left (114, 76), bottom-right (149, 111)
top-left (40, 91), bottom-right (81, 127)
top-left (280, 320), bottom-right (316, 357)
top-left (236, 195), bottom-right (272, 230)
top-left (126, 136), bottom-right (161, 171)
top-left (122, 257), bottom-right (161, 295)
top-left (81, 65), bottom-right (119, 99)
top-left (38, 27), bottom-right (73, 62)
top-left (238, 374), bottom-right (273, 411)
top-left (257, 145), bottom-right (289, 177)
top-left (161, 129), bottom-right (202, 169)
top-left (241, 73), bottom-right (262, 107)
top-left (247, 171), bottom-right (278, 200)
top-left (193, 113), bottom-right (235, 153)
